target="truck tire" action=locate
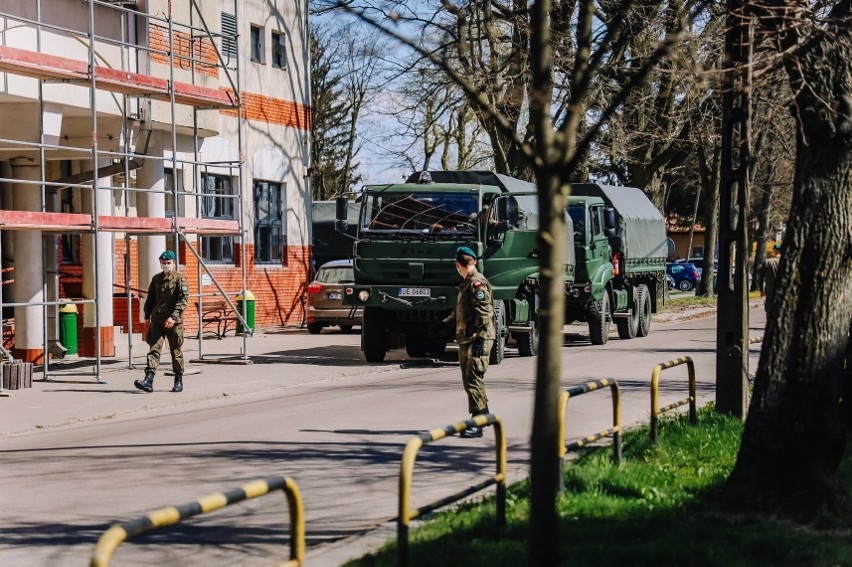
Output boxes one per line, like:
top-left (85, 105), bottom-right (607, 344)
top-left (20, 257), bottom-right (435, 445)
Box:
top-left (307, 322), bottom-right (323, 335)
top-left (362, 307), bottom-right (388, 362)
top-left (637, 284), bottom-right (652, 337)
top-left (490, 301), bottom-right (506, 365)
top-left (426, 340), bottom-right (447, 355)
top-left (405, 338), bottom-right (428, 358)
top-left (517, 321), bottom-right (539, 357)
top-left (588, 292), bottom-right (610, 345)
top-left (616, 288), bottom-right (639, 340)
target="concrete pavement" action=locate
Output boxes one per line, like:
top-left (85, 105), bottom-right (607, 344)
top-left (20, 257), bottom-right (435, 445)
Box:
top-left (0, 300), bottom-right (767, 566)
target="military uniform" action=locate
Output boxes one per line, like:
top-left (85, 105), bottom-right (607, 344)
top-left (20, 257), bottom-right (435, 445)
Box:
top-left (445, 268), bottom-right (495, 414)
top-left (143, 270), bottom-right (189, 375)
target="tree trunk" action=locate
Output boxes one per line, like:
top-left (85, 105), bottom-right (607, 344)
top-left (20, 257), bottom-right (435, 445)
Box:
top-left (696, 144), bottom-right (720, 296)
top-left (726, 9), bottom-right (852, 514)
top-left (529, 168), bottom-right (568, 565)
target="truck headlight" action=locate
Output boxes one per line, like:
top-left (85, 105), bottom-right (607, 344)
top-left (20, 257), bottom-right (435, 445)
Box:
top-left (357, 290), bottom-right (370, 302)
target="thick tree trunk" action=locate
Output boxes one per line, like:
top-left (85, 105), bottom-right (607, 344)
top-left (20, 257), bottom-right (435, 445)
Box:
top-left (529, 168), bottom-right (568, 565)
top-left (726, 11), bottom-right (852, 513)
top-left (697, 144), bottom-right (720, 296)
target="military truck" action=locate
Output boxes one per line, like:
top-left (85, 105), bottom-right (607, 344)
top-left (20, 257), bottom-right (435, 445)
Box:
top-left (565, 184), bottom-right (667, 344)
top-left (311, 200), bottom-right (359, 269)
top-left (337, 171), bottom-right (575, 364)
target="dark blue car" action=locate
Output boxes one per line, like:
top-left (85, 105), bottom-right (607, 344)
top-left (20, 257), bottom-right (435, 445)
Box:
top-left (666, 262), bottom-right (702, 291)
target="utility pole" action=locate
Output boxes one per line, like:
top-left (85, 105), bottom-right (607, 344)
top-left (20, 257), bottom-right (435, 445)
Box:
top-left (716, 0), bottom-right (753, 418)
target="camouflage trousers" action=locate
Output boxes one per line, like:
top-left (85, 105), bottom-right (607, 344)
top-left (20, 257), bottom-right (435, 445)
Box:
top-left (457, 339), bottom-right (493, 414)
top-left (145, 320), bottom-right (185, 374)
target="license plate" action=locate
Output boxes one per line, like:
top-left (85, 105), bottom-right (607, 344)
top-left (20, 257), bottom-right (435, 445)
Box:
top-left (326, 292), bottom-right (342, 300)
top-left (399, 287), bottom-right (430, 298)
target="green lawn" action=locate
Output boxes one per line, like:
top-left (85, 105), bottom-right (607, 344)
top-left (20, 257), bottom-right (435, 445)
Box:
top-left (347, 408), bottom-right (852, 566)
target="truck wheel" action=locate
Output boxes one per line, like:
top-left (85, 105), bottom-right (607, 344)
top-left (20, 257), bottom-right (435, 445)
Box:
top-left (637, 285), bottom-right (652, 337)
top-left (307, 322), bottom-right (323, 335)
top-left (588, 292), bottom-right (610, 345)
top-left (405, 336), bottom-right (429, 358)
top-left (362, 307), bottom-right (388, 362)
top-left (489, 301), bottom-right (507, 365)
top-left (426, 340), bottom-right (447, 355)
top-left (616, 288), bottom-right (639, 340)
top-left (517, 321), bottom-right (539, 357)
top-left (340, 324), bottom-right (353, 333)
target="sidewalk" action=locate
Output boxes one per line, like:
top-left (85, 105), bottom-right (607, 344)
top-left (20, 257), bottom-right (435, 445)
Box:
top-left (0, 300), bottom-right (761, 440)
top-left (0, 327), bottom-right (322, 439)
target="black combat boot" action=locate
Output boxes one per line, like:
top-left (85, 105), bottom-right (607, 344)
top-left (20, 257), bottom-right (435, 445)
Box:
top-left (134, 371), bottom-right (155, 393)
top-left (171, 374), bottom-right (183, 393)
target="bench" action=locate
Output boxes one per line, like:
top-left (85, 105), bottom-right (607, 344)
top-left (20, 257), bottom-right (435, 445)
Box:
top-left (195, 300), bottom-right (238, 339)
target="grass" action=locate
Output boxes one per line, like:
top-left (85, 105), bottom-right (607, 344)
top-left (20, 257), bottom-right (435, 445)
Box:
top-left (660, 290), bottom-right (762, 312)
top-left (346, 408), bottom-right (852, 566)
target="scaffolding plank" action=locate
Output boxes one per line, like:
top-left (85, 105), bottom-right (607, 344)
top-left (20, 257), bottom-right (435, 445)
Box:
top-left (0, 211), bottom-right (238, 235)
top-left (0, 210), bottom-right (92, 231)
top-left (0, 46), bottom-right (234, 108)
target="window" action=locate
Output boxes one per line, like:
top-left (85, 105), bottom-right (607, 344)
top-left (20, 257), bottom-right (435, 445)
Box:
top-left (164, 168), bottom-right (183, 218)
top-left (254, 180), bottom-right (284, 264)
top-left (250, 25), bottom-right (265, 64)
top-left (272, 31), bottom-right (286, 69)
top-left (221, 12), bottom-right (237, 59)
top-left (201, 173), bottom-right (234, 263)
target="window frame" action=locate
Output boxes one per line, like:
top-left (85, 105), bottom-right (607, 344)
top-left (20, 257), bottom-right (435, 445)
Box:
top-left (253, 179), bottom-right (285, 265)
top-left (250, 24), bottom-right (265, 64)
top-left (271, 30), bottom-right (286, 69)
top-left (200, 172), bottom-right (235, 264)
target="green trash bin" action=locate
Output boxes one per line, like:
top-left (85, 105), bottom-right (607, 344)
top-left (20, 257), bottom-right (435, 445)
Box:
top-left (59, 301), bottom-right (78, 355)
top-left (236, 290), bottom-right (256, 334)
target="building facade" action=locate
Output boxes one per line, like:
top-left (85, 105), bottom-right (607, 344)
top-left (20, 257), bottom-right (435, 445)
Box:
top-left (0, 0), bottom-right (312, 366)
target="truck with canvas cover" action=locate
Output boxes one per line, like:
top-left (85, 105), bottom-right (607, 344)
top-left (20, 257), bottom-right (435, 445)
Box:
top-left (565, 184), bottom-right (667, 344)
top-left (337, 171), bottom-right (576, 363)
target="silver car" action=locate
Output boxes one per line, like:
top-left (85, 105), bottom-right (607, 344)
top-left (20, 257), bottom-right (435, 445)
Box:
top-left (306, 259), bottom-right (361, 334)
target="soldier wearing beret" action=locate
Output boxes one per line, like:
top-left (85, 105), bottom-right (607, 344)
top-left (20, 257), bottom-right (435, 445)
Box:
top-left (443, 246), bottom-right (495, 438)
top-left (135, 250), bottom-right (189, 393)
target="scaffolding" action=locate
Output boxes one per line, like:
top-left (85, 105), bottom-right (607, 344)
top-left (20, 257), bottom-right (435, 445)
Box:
top-left (0, 0), bottom-right (252, 387)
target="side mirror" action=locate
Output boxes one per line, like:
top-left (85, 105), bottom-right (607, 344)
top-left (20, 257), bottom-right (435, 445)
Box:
top-left (335, 196), bottom-right (348, 232)
top-left (604, 207), bottom-right (617, 237)
top-left (496, 197), bottom-right (517, 232)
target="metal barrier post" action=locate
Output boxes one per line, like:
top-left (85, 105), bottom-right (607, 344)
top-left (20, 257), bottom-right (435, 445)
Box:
top-left (557, 379), bottom-right (622, 491)
top-left (650, 356), bottom-right (697, 443)
top-left (90, 476), bottom-right (304, 567)
top-left (398, 414), bottom-right (506, 567)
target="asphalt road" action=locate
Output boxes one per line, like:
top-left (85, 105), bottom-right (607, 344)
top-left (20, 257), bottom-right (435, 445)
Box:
top-left (0, 307), bottom-right (766, 566)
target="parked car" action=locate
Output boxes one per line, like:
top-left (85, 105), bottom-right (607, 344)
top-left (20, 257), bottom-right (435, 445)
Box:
top-left (666, 274), bottom-right (677, 290)
top-left (306, 259), bottom-right (361, 334)
top-left (666, 262), bottom-right (702, 291)
top-left (676, 257), bottom-right (718, 275)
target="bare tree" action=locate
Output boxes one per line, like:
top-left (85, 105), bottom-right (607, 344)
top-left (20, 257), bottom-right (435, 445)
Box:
top-left (726, 0), bottom-right (852, 516)
top-left (328, 0), bottom-right (703, 561)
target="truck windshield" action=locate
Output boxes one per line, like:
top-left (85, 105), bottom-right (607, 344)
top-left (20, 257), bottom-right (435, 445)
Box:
top-left (361, 192), bottom-right (479, 237)
top-left (568, 205), bottom-right (586, 242)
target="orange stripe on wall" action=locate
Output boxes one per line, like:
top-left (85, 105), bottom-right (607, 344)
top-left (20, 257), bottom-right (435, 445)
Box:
top-left (149, 24), bottom-right (219, 78)
top-left (220, 90), bottom-right (312, 131)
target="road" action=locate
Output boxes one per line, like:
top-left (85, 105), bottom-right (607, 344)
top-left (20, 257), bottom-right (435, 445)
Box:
top-left (0, 306), bottom-right (766, 566)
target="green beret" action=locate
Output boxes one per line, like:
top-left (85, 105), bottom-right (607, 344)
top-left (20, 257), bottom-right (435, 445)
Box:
top-left (456, 246), bottom-right (477, 260)
top-left (159, 250), bottom-right (176, 261)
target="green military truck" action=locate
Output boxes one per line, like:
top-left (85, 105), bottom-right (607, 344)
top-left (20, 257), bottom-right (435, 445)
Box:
top-left (565, 184), bottom-right (667, 344)
top-left (337, 170), bottom-right (575, 364)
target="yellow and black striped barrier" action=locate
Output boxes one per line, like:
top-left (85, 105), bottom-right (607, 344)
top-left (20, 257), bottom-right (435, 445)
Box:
top-left (398, 413), bottom-right (506, 566)
top-left (650, 356), bottom-right (697, 443)
top-left (90, 476), bottom-right (304, 567)
top-left (558, 379), bottom-right (622, 490)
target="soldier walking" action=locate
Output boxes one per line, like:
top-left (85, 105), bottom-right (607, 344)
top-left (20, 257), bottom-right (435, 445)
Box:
top-left (135, 250), bottom-right (189, 393)
top-left (443, 246), bottom-right (495, 438)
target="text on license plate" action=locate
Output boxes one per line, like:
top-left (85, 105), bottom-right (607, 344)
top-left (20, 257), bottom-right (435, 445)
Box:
top-left (399, 287), bottom-right (430, 298)
top-left (327, 292), bottom-right (342, 300)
